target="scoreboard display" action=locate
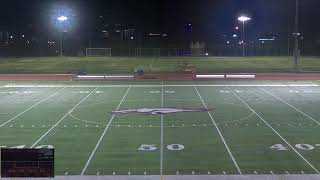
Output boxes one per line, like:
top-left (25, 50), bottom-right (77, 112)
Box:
top-left (1, 148), bottom-right (54, 178)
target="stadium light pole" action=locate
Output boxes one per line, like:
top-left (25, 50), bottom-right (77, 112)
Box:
top-left (293, 0), bottom-right (299, 70)
top-left (238, 16), bottom-right (251, 56)
top-left (57, 16), bottom-right (68, 56)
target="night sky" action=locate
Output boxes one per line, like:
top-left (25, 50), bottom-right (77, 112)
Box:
top-left (1, 0), bottom-right (320, 41)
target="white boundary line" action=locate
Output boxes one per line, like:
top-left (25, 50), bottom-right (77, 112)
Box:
top-left (81, 85), bottom-right (131, 175)
top-left (0, 87), bottom-right (66, 128)
top-left (160, 81), bottom-right (164, 176)
top-left (30, 87), bottom-right (99, 148)
top-left (260, 87), bottom-right (320, 125)
top-left (4, 84), bottom-right (320, 88)
top-left (194, 85), bottom-right (242, 174)
top-left (0, 83), bottom-right (10, 89)
top-left (226, 87), bottom-right (320, 174)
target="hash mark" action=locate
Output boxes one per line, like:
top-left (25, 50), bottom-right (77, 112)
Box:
top-left (254, 171), bottom-right (258, 174)
top-left (65, 172), bottom-right (69, 175)
top-left (270, 171), bottom-right (274, 175)
top-left (285, 171), bottom-right (290, 174)
top-left (223, 171), bottom-right (226, 175)
top-left (301, 170), bottom-right (305, 174)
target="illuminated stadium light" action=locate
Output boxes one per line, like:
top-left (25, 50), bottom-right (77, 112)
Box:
top-left (238, 16), bottom-right (251, 22)
top-left (57, 16), bottom-right (68, 21)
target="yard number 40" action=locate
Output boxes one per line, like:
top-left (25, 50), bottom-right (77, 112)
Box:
top-left (138, 144), bottom-right (184, 151)
top-left (270, 144), bottom-right (316, 151)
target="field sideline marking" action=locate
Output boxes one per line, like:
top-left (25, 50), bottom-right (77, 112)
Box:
top-left (260, 87), bottom-right (320, 125)
top-left (81, 85), bottom-right (131, 175)
top-left (160, 81), bottom-right (164, 178)
top-left (4, 84), bottom-right (319, 88)
top-left (0, 87), bottom-right (66, 128)
top-left (0, 83), bottom-right (10, 89)
top-left (227, 87), bottom-right (320, 174)
top-left (194, 85), bottom-right (242, 174)
top-left (30, 87), bottom-right (99, 148)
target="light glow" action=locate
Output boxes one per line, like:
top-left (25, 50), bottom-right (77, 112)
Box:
top-left (238, 16), bottom-right (251, 22)
top-left (57, 16), bottom-right (68, 21)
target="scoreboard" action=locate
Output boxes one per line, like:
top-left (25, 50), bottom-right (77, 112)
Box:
top-left (1, 148), bottom-right (54, 177)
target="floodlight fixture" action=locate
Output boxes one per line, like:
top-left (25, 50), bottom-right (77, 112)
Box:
top-left (238, 16), bottom-right (251, 22)
top-left (57, 16), bottom-right (68, 22)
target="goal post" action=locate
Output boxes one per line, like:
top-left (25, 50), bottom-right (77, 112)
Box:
top-left (86, 48), bottom-right (112, 57)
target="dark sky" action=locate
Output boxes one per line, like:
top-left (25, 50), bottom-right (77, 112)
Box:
top-left (1, 0), bottom-right (320, 41)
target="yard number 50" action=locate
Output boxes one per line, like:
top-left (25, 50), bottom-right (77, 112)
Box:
top-left (138, 144), bottom-right (184, 151)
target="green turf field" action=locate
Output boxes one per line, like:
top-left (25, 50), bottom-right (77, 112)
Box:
top-left (1, 80), bottom-right (320, 175)
top-left (0, 56), bottom-right (320, 74)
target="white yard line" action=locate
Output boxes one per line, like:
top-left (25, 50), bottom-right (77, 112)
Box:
top-left (160, 81), bottom-right (164, 176)
top-left (194, 85), bottom-right (242, 175)
top-left (0, 87), bottom-right (66, 128)
top-left (4, 84), bottom-right (319, 88)
top-left (81, 85), bottom-right (131, 175)
top-left (30, 87), bottom-right (98, 148)
top-left (227, 87), bottom-right (320, 174)
top-left (260, 87), bottom-right (320, 125)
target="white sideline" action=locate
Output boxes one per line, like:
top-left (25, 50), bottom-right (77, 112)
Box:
top-left (81, 85), bottom-right (131, 175)
top-left (226, 75), bottom-right (255, 79)
top-left (0, 83), bottom-right (10, 89)
top-left (30, 87), bottom-right (99, 148)
top-left (160, 81), bottom-right (164, 176)
top-left (196, 75), bottom-right (225, 79)
top-left (227, 87), bottom-right (320, 174)
top-left (0, 87), bottom-right (66, 128)
top-left (194, 85), bottom-right (242, 174)
top-left (260, 87), bottom-right (320, 125)
top-left (4, 84), bottom-right (319, 88)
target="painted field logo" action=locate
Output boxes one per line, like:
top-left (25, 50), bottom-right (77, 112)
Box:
top-left (112, 108), bottom-right (212, 115)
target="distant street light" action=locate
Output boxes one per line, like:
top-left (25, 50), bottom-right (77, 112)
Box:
top-left (238, 16), bottom-right (251, 56)
top-left (57, 16), bottom-right (68, 56)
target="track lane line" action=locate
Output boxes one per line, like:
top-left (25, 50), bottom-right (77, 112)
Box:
top-left (81, 85), bottom-right (131, 175)
top-left (227, 86), bottom-right (320, 174)
top-left (194, 85), bottom-right (242, 174)
top-left (260, 87), bottom-right (320, 125)
top-left (30, 87), bottom-right (98, 148)
top-left (0, 87), bottom-right (66, 128)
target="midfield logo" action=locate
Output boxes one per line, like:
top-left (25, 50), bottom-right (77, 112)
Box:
top-left (112, 107), bottom-right (212, 115)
